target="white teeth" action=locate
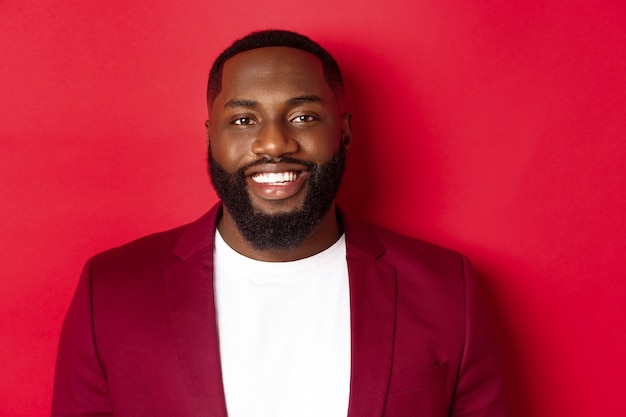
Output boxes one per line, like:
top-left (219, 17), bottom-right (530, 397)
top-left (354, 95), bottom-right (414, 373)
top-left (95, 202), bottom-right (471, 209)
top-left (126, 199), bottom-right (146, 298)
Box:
top-left (251, 171), bottom-right (298, 184)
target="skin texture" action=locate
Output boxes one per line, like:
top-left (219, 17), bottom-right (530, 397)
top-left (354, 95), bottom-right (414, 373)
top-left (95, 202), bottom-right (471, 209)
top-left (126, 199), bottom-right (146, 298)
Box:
top-left (206, 47), bottom-right (352, 262)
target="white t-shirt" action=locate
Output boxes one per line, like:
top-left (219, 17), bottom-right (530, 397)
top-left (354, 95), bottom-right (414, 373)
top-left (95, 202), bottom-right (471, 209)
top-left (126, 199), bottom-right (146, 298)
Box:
top-left (213, 230), bottom-right (351, 417)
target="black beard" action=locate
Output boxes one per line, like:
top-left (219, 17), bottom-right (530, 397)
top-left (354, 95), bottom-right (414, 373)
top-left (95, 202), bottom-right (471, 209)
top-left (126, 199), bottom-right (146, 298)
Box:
top-left (208, 147), bottom-right (347, 250)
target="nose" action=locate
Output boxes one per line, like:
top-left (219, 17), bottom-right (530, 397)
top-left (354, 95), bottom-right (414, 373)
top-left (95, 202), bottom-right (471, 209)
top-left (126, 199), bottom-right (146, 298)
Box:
top-left (251, 120), bottom-right (299, 158)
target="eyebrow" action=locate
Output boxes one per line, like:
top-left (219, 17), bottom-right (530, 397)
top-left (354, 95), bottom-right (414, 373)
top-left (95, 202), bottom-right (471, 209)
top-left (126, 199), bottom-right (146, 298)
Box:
top-left (287, 95), bottom-right (324, 105)
top-left (224, 99), bottom-right (259, 109)
top-left (223, 95), bottom-right (323, 109)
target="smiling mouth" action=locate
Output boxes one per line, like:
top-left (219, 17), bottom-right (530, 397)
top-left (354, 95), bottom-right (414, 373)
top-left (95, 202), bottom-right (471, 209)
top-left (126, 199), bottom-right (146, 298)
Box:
top-left (250, 171), bottom-right (303, 184)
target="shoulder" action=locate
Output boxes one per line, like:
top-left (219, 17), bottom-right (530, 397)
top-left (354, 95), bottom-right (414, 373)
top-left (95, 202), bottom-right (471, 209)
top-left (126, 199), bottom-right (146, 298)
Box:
top-left (343, 216), bottom-right (473, 315)
top-left (344, 217), bottom-right (467, 279)
top-left (370, 223), bottom-right (461, 260)
top-left (88, 205), bottom-right (220, 278)
top-left (90, 224), bottom-right (186, 271)
top-left (85, 224), bottom-right (190, 291)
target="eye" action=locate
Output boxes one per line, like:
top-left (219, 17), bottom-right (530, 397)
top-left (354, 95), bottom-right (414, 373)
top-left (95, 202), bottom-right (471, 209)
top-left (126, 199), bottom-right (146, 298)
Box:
top-left (232, 117), bottom-right (256, 126)
top-left (290, 114), bottom-right (317, 123)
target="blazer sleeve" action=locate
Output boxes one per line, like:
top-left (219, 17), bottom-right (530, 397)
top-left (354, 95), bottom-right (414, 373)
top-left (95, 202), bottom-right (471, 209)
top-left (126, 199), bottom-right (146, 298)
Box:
top-left (51, 259), bottom-right (113, 417)
top-left (450, 256), bottom-right (506, 417)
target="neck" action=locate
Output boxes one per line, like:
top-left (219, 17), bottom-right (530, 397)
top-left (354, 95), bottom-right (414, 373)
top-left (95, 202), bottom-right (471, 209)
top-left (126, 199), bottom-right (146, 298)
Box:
top-left (217, 204), bottom-right (342, 262)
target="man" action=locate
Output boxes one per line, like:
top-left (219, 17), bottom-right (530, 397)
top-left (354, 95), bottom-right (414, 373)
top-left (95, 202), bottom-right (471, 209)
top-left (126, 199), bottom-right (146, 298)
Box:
top-left (52, 30), bottom-right (505, 417)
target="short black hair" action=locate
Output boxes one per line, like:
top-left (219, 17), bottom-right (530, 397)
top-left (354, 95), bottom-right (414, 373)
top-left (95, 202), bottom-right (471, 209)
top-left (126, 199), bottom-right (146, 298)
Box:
top-left (207, 29), bottom-right (344, 107)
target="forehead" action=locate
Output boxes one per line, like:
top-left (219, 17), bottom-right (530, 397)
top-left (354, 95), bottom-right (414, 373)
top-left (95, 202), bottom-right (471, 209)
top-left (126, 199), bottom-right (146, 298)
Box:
top-left (218, 47), bottom-right (331, 101)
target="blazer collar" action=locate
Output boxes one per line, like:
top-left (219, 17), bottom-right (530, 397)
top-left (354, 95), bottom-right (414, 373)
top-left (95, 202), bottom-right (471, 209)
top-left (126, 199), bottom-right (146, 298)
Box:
top-left (343, 214), bottom-right (397, 417)
top-left (167, 203), bottom-right (397, 417)
top-left (165, 203), bottom-right (226, 417)
top-left (171, 203), bottom-right (222, 260)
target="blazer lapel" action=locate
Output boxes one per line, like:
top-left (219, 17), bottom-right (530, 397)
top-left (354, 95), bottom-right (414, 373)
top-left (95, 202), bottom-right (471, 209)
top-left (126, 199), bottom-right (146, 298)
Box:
top-left (344, 217), bottom-right (397, 417)
top-left (162, 205), bottom-right (397, 417)
top-left (165, 205), bottom-right (227, 417)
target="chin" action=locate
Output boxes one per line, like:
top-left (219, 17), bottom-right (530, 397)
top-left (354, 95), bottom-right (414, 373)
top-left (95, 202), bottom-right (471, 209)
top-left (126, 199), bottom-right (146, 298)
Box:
top-left (248, 194), bottom-right (307, 216)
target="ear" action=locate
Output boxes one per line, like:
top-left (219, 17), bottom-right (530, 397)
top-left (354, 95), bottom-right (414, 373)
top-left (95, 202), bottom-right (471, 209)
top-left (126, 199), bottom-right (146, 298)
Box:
top-left (204, 120), bottom-right (211, 146)
top-left (341, 112), bottom-right (352, 149)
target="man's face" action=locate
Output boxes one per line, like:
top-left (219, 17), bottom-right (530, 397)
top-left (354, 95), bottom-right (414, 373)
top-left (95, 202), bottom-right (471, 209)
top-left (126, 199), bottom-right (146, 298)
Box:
top-left (206, 47), bottom-right (351, 250)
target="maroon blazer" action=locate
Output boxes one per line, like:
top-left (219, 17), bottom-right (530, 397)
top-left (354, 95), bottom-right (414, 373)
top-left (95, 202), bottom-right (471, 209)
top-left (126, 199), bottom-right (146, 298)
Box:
top-left (52, 203), bottom-right (505, 417)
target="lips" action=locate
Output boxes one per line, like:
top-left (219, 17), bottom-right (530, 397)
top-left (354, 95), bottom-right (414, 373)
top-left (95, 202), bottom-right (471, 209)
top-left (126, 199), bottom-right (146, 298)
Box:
top-left (250, 171), bottom-right (301, 184)
top-left (244, 163), bottom-right (310, 202)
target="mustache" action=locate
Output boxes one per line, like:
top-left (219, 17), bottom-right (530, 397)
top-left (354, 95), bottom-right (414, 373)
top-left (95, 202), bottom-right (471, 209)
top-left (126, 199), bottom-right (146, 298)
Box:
top-left (236, 156), bottom-right (316, 177)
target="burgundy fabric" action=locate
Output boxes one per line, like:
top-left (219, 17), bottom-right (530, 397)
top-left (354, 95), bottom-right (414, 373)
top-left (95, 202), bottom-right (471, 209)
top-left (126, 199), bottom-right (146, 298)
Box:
top-left (52, 203), bottom-right (505, 416)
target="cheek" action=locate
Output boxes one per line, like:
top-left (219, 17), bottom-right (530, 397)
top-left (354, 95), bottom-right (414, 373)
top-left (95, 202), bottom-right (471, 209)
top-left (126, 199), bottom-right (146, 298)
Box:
top-left (209, 132), bottom-right (255, 170)
top-left (299, 126), bottom-right (343, 161)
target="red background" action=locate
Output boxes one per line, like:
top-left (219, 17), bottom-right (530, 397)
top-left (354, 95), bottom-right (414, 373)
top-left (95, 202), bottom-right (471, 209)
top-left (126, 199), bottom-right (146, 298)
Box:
top-left (1, 1), bottom-right (625, 416)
